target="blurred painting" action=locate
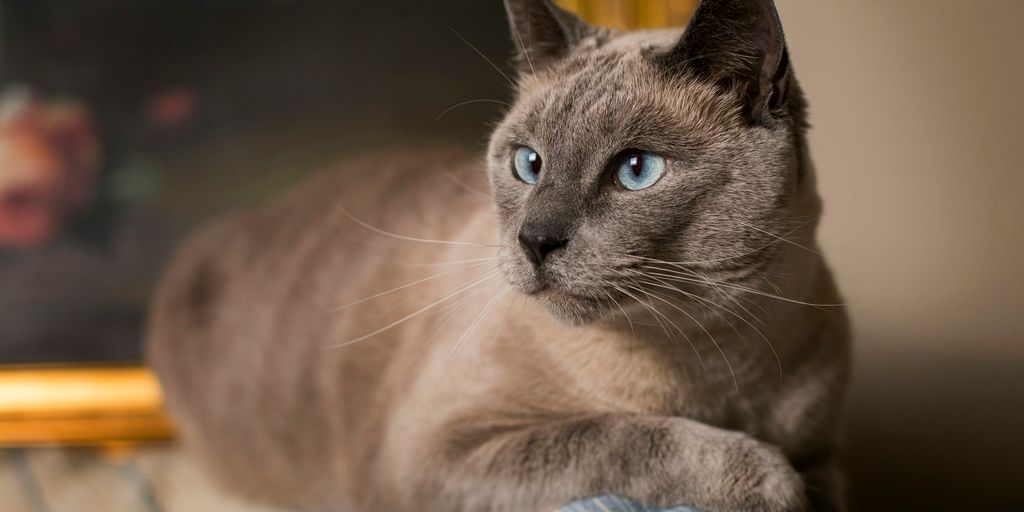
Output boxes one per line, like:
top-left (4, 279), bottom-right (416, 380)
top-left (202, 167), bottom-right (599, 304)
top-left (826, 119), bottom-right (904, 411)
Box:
top-left (0, 0), bottom-right (513, 364)
top-left (0, 86), bottom-right (152, 363)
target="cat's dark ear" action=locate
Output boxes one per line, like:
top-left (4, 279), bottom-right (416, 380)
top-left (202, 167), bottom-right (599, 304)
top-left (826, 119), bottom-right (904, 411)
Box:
top-left (503, 0), bottom-right (593, 73)
top-left (659, 0), bottom-right (790, 125)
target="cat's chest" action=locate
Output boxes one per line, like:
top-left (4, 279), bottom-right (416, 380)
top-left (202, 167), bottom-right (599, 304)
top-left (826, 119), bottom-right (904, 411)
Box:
top-left (495, 319), bottom-right (750, 425)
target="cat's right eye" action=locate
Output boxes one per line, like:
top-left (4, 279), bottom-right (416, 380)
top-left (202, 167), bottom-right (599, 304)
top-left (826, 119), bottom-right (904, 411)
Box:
top-left (512, 146), bottom-right (542, 185)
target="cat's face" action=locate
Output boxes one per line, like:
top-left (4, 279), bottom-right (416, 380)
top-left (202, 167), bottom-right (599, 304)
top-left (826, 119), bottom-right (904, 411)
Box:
top-left (489, 0), bottom-right (807, 325)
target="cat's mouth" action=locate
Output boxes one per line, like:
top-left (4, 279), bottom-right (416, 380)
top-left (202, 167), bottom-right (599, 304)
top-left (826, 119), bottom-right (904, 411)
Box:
top-left (500, 250), bottom-right (609, 324)
top-left (525, 279), bottom-right (588, 301)
top-left (526, 283), bottom-right (609, 325)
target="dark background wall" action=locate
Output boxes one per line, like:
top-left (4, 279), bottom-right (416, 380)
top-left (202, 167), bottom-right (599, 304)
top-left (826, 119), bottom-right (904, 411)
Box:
top-left (2, 1), bottom-right (513, 145)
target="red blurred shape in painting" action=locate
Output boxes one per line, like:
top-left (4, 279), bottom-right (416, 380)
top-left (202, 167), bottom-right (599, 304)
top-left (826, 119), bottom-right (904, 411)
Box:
top-left (0, 88), bottom-right (102, 249)
top-left (146, 88), bottom-right (197, 129)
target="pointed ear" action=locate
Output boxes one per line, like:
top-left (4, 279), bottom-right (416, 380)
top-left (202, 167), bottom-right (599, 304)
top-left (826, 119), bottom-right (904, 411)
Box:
top-left (659, 0), bottom-right (790, 125)
top-left (503, 0), bottom-right (594, 73)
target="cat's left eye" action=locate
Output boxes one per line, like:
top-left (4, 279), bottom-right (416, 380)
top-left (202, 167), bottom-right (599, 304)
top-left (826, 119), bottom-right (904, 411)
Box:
top-left (615, 151), bottom-right (666, 191)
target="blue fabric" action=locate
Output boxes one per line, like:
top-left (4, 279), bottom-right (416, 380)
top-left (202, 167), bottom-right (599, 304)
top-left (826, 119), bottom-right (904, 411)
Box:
top-left (558, 495), bottom-right (702, 512)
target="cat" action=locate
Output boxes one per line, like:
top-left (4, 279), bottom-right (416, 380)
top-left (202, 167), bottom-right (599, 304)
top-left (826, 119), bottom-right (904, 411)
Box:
top-left (147, 0), bottom-right (849, 510)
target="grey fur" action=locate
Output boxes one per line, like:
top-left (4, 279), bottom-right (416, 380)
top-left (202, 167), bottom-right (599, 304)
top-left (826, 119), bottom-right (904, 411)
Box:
top-left (148, 1), bottom-right (849, 511)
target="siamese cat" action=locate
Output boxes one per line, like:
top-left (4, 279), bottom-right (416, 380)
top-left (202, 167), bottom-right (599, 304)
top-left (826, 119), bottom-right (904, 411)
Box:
top-left (148, 0), bottom-right (849, 510)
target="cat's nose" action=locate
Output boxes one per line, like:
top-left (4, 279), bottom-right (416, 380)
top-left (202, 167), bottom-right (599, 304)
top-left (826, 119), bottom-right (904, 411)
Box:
top-left (518, 227), bottom-right (568, 266)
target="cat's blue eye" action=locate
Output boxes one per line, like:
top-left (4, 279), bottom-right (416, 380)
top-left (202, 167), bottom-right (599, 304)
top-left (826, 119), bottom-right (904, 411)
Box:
top-left (513, 146), bottom-right (542, 185)
top-left (615, 151), bottom-right (666, 191)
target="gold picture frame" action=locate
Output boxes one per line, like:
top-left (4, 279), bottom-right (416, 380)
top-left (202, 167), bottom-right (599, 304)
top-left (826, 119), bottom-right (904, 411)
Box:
top-left (0, 366), bottom-right (174, 447)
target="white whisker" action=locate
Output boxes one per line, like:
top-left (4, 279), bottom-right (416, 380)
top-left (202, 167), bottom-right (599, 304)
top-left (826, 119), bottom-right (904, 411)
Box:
top-left (445, 24), bottom-right (516, 87)
top-left (623, 219), bottom-right (815, 268)
top-left (442, 170), bottom-right (493, 200)
top-left (334, 205), bottom-right (499, 248)
top-left (662, 271), bottom-right (842, 308)
top-left (638, 260), bottom-right (769, 326)
top-left (329, 271), bottom-right (500, 348)
top-left (391, 256), bottom-right (499, 268)
top-left (629, 284), bottom-right (740, 395)
top-left (611, 283), bottom-right (706, 371)
top-left (737, 220), bottom-right (821, 257)
top-left (409, 284), bottom-right (493, 364)
top-left (631, 272), bottom-right (783, 381)
top-left (441, 285), bottom-right (512, 367)
top-left (637, 264), bottom-right (843, 308)
top-left (435, 99), bottom-right (512, 123)
top-left (508, 13), bottom-right (536, 76)
top-left (321, 260), bottom-right (495, 314)
top-left (602, 289), bottom-right (636, 337)
top-left (376, 273), bottom-right (462, 320)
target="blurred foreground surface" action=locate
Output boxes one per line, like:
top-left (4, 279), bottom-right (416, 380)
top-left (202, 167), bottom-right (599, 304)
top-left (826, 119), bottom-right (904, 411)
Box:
top-left (0, 447), bottom-right (283, 512)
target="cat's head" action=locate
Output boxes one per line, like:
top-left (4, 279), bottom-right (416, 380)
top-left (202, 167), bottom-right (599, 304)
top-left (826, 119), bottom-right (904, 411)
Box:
top-left (488, 0), bottom-right (815, 325)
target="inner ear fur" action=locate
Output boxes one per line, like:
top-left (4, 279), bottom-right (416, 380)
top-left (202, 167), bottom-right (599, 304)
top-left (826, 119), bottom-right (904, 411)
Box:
top-left (657, 0), bottom-right (790, 125)
top-left (503, 0), bottom-right (594, 73)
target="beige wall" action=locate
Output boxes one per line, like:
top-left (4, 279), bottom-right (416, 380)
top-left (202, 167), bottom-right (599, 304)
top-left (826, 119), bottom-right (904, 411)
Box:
top-left (775, 1), bottom-right (1024, 508)
top-left (779, 0), bottom-right (1024, 354)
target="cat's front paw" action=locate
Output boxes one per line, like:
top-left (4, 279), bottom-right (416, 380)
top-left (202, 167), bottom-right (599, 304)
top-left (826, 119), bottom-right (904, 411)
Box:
top-left (702, 433), bottom-right (807, 512)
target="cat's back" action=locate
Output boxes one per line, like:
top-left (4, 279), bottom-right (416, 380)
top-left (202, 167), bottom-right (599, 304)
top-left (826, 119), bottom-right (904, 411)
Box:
top-left (146, 146), bottom-right (494, 507)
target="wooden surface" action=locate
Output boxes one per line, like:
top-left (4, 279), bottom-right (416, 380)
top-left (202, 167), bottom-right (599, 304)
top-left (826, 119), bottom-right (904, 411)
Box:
top-left (0, 447), bottom-right (284, 512)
